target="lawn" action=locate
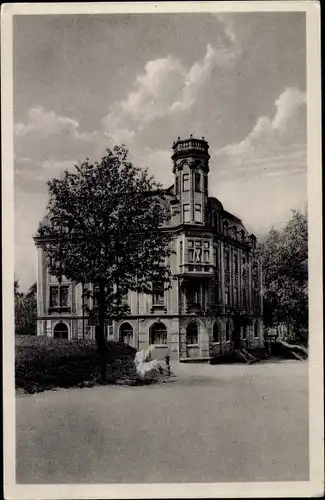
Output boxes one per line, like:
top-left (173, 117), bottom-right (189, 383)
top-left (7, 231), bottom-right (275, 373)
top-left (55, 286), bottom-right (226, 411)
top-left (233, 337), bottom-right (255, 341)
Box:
top-left (15, 335), bottom-right (137, 393)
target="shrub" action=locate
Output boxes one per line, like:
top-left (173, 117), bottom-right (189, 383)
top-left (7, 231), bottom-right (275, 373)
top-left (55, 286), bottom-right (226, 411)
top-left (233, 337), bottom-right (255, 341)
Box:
top-left (15, 336), bottom-right (137, 393)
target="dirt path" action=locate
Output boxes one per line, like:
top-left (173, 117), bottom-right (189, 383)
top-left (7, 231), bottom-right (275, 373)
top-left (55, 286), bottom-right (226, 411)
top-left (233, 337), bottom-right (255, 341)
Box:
top-left (16, 360), bottom-right (308, 484)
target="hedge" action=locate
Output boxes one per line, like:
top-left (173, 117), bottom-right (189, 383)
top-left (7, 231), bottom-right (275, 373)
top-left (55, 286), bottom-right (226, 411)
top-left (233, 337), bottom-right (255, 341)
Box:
top-left (15, 335), bottom-right (137, 394)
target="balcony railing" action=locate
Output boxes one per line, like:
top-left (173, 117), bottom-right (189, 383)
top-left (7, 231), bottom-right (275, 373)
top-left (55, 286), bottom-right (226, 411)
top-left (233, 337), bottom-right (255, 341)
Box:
top-left (173, 139), bottom-right (208, 153)
top-left (48, 306), bottom-right (71, 313)
top-left (186, 302), bottom-right (204, 314)
top-left (206, 303), bottom-right (225, 314)
top-left (178, 263), bottom-right (215, 276)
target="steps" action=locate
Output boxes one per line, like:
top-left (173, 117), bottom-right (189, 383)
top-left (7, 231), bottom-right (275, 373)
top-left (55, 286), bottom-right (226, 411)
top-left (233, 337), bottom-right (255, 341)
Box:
top-left (277, 340), bottom-right (308, 360)
top-left (235, 349), bottom-right (260, 364)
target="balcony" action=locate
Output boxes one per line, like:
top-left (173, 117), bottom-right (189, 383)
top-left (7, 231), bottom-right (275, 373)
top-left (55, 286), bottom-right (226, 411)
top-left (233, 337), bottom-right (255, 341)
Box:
top-left (185, 302), bottom-right (204, 315)
top-left (150, 303), bottom-right (167, 314)
top-left (206, 303), bottom-right (225, 315)
top-left (178, 263), bottom-right (215, 277)
top-left (48, 306), bottom-right (71, 314)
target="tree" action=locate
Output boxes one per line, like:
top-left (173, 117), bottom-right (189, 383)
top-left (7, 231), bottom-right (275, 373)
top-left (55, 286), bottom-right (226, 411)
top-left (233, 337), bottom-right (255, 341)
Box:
top-left (36, 146), bottom-right (173, 380)
top-left (15, 280), bottom-right (37, 336)
top-left (256, 208), bottom-right (308, 339)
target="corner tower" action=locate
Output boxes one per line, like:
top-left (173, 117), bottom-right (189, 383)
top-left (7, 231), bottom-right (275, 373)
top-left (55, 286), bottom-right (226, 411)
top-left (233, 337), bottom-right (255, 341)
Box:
top-left (172, 135), bottom-right (210, 225)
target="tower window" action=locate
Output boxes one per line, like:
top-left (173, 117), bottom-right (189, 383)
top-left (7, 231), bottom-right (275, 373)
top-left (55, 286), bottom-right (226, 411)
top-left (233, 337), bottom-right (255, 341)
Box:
top-left (183, 204), bottom-right (190, 222)
top-left (195, 204), bottom-right (202, 223)
top-left (175, 176), bottom-right (179, 195)
top-left (183, 173), bottom-right (189, 192)
top-left (195, 172), bottom-right (201, 192)
top-left (204, 176), bottom-right (208, 194)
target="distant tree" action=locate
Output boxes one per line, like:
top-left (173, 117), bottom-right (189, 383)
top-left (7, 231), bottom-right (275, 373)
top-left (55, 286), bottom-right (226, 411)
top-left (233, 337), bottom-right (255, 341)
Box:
top-left (256, 208), bottom-right (308, 340)
top-left (36, 145), bottom-right (173, 380)
top-left (26, 282), bottom-right (37, 298)
top-left (14, 280), bottom-right (37, 336)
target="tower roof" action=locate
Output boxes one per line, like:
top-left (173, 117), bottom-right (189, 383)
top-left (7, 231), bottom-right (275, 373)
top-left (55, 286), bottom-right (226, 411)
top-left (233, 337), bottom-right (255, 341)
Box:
top-left (171, 135), bottom-right (210, 165)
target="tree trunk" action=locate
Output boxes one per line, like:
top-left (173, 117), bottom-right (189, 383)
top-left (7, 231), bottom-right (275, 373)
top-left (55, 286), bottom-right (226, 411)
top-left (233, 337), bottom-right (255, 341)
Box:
top-left (96, 284), bottom-right (107, 382)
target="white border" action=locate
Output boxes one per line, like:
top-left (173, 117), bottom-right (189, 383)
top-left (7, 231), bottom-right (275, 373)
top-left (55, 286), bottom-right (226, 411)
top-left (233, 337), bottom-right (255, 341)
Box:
top-left (2, 2), bottom-right (323, 499)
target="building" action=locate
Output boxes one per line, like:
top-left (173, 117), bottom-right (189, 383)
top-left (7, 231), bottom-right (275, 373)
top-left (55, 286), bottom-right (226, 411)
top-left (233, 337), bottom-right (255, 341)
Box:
top-left (34, 136), bottom-right (263, 360)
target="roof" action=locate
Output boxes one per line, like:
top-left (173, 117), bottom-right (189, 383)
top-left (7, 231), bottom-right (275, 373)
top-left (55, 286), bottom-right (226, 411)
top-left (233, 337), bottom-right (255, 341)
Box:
top-left (222, 210), bottom-right (242, 224)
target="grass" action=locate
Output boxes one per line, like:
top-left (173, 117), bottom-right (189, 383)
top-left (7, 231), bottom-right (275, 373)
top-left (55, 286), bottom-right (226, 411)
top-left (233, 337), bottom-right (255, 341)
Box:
top-left (15, 335), bottom-right (137, 394)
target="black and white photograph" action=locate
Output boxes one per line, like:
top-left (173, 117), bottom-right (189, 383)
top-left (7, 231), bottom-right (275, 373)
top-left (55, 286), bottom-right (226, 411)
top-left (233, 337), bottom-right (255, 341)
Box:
top-left (2, 2), bottom-right (323, 499)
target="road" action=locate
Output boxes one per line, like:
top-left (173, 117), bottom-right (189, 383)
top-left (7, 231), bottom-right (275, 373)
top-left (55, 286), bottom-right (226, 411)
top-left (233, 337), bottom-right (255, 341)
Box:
top-left (16, 360), bottom-right (309, 483)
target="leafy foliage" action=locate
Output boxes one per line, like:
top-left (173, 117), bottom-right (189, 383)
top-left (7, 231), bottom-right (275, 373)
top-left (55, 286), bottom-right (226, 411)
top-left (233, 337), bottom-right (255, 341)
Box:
top-left (35, 146), bottom-right (173, 379)
top-left (256, 208), bottom-right (308, 336)
top-left (15, 281), bottom-right (37, 336)
top-left (15, 336), bottom-right (137, 393)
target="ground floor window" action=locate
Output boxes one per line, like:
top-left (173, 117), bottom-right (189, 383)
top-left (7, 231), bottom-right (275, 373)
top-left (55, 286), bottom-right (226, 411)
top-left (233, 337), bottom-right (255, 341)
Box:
top-left (150, 322), bottom-right (167, 345)
top-left (226, 320), bottom-right (231, 342)
top-left (53, 322), bottom-right (69, 339)
top-left (119, 322), bottom-right (133, 345)
top-left (213, 322), bottom-right (220, 343)
top-left (242, 325), bottom-right (247, 340)
top-left (186, 322), bottom-right (198, 345)
top-left (254, 321), bottom-right (259, 338)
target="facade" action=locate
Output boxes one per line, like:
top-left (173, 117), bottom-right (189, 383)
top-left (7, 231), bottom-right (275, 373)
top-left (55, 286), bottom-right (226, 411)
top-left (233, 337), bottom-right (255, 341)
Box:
top-left (34, 136), bottom-right (263, 360)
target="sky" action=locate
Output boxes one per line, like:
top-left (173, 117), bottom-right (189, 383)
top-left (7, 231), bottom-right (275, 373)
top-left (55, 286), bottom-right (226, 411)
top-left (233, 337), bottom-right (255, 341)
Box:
top-left (13, 12), bottom-right (307, 291)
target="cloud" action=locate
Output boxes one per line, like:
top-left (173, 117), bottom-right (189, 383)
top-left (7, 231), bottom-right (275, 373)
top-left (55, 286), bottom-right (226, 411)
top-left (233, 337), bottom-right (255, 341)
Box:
top-left (171, 44), bottom-right (217, 112)
top-left (209, 87), bottom-right (307, 234)
top-left (102, 23), bottom-right (240, 141)
top-left (131, 148), bottom-right (174, 186)
top-left (212, 87), bottom-right (307, 176)
top-left (272, 86), bottom-right (306, 130)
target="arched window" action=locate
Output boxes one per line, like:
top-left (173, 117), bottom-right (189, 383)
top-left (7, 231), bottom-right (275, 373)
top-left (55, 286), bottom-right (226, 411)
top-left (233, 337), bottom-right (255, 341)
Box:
top-left (213, 322), bottom-right (220, 343)
top-left (119, 322), bottom-right (133, 345)
top-left (254, 321), bottom-right (259, 338)
top-left (186, 322), bottom-right (198, 345)
top-left (150, 322), bottom-right (167, 345)
top-left (53, 322), bottom-right (68, 339)
top-left (226, 320), bottom-right (231, 342)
